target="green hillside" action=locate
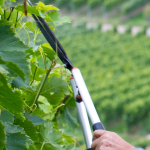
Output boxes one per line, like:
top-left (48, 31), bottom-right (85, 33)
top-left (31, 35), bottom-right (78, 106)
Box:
top-left (55, 24), bottom-right (150, 147)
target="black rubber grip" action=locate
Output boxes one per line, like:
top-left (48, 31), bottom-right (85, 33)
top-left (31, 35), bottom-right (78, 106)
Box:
top-left (87, 148), bottom-right (93, 150)
top-left (93, 122), bottom-right (105, 131)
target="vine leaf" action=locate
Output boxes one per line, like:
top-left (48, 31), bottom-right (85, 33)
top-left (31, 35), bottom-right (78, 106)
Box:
top-left (4, 122), bottom-right (24, 134)
top-left (0, 109), bottom-right (14, 124)
top-left (26, 114), bottom-right (45, 126)
top-left (0, 121), bottom-right (6, 150)
top-left (0, 51), bottom-right (29, 81)
top-left (28, 144), bottom-right (37, 150)
top-left (41, 43), bottom-right (56, 61)
top-left (47, 11), bottom-right (71, 26)
top-left (21, 86), bottom-right (37, 106)
top-left (0, 73), bottom-right (24, 120)
top-left (6, 133), bottom-right (29, 150)
top-left (0, 0), bottom-right (4, 6)
top-left (62, 108), bottom-right (78, 129)
top-left (0, 20), bottom-right (28, 52)
top-left (36, 2), bottom-right (59, 12)
top-left (15, 5), bottom-right (39, 16)
top-left (15, 118), bottom-right (39, 141)
top-left (40, 76), bottom-right (69, 105)
top-left (0, 7), bottom-right (3, 14)
top-left (0, 20), bottom-right (29, 80)
top-left (25, 22), bottom-right (38, 33)
top-left (39, 121), bottom-right (63, 150)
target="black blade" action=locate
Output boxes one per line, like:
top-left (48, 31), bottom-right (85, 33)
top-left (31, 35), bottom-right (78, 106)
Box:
top-left (27, 0), bottom-right (73, 70)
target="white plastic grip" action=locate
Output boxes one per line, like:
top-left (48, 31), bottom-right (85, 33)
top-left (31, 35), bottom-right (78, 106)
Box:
top-left (71, 68), bottom-right (101, 125)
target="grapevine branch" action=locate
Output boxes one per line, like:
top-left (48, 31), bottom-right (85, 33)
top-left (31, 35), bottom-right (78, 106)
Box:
top-left (32, 59), bottom-right (56, 108)
top-left (55, 95), bottom-right (69, 116)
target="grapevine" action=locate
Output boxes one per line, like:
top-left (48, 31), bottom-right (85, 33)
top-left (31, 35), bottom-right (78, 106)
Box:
top-left (0, 0), bottom-right (79, 149)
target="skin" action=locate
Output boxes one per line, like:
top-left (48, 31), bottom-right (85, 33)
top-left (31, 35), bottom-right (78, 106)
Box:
top-left (91, 130), bottom-right (136, 150)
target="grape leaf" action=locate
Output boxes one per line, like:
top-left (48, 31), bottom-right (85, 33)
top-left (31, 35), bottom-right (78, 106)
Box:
top-left (30, 63), bottom-right (46, 81)
top-left (0, 0), bottom-right (4, 6)
top-left (15, 5), bottom-right (40, 16)
top-left (0, 121), bottom-right (6, 150)
top-left (0, 109), bottom-right (14, 124)
top-left (36, 2), bottom-right (59, 12)
top-left (0, 51), bottom-right (29, 80)
top-left (40, 76), bottom-right (69, 105)
top-left (28, 144), bottom-right (37, 150)
top-left (0, 7), bottom-right (3, 14)
top-left (6, 133), bottom-right (29, 150)
top-left (39, 121), bottom-right (63, 150)
top-left (26, 114), bottom-right (45, 126)
top-left (25, 22), bottom-right (38, 33)
top-left (0, 20), bottom-right (29, 80)
top-left (4, 122), bottom-right (24, 134)
top-left (15, 118), bottom-right (39, 141)
top-left (38, 96), bottom-right (52, 114)
top-left (21, 86), bottom-right (37, 106)
top-left (38, 96), bottom-right (65, 121)
top-left (0, 57), bottom-right (25, 80)
top-left (47, 11), bottom-right (71, 26)
top-left (12, 77), bottom-right (29, 88)
top-left (41, 43), bottom-right (56, 61)
top-left (62, 108), bottom-right (78, 129)
top-left (0, 20), bottom-right (28, 52)
top-left (0, 73), bottom-right (24, 120)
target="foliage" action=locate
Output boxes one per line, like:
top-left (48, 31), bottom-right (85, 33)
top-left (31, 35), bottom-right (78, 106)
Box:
top-left (0, 1), bottom-right (79, 149)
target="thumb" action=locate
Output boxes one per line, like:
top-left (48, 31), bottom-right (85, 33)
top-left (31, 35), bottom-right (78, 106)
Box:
top-left (92, 130), bottom-right (107, 141)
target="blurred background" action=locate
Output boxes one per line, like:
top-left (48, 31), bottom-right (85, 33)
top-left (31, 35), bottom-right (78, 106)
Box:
top-left (21, 0), bottom-right (150, 149)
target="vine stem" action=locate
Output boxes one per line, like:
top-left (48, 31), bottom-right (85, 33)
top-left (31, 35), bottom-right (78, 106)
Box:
top-left (40, 142), bottom-right (45, 150)
top-left (32, 60), bottom-right (56, 107)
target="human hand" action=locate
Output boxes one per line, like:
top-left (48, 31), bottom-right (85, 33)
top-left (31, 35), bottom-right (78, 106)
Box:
top-left (91, 130), bottom-right (136, 150)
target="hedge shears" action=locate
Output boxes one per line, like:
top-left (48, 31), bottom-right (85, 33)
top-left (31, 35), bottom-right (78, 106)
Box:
top-left (27, 0), bottom-right (105, 149)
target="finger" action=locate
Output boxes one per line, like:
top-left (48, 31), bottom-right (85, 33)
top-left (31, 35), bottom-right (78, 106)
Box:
top-left (92, 130), bottom-right (107, 141)
top-left (91, 137), bottom-right (101, 150)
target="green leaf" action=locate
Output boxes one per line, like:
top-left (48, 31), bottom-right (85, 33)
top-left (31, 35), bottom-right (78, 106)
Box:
top-left (0, 20), bottom-right (28, 52)
top-left (38, 96), bottom-right (52, 114)
top-left (41, 43), bottom-right (56, 61)
top-left (0, 109), bottom-right (14, 124)
top-left (0, 121), bottom-right (6, 150)
top-left (15, 118), bottom-right (39, 141)
top-left (38, 96), bottom-right (64, 121)
top-left (0, 0), bottom-right (4, 6)
top-left (12, 77), bottom-right (29, 88)
top-left (25, 22), bottom-right (38, 33)
top-left (4, 122), bottom-right (24, 134)
top-left (0, 7), bottom-right (3, 14)
top-left (28, 144), bottom-right (37, 150)
top-left (0, 51), bottom-right (29, 80)
top-left (21, 86), bottom-right (37, 106)
top-left (9, 9), bottom-right (19, 27)
top-left (40, 121), bottom-right (63, 150)
top-left (62, 108), bottom-right (78, 129)
top-left (26, 114), bottom-right (45, 126)
top-left (0, 73), bottom-right (24, 120)
top-left (6, 133), bottom-right (29, 150)
top-left (30, 63), bottom-right (46, 81)
top-left (47, 11), bottom-right (71, 26)
top-left (40, 76), bottom-right (69, 105)
top-left (0, 20), bottom-right (29, 80)
top-left (36, 2), bottom-right (59, 12)
top-left (15, 5), bottom-right (40, 16)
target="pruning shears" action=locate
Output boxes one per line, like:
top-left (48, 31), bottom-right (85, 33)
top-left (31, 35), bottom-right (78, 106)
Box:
top-left (27, 0), bottom-right (105, 149)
